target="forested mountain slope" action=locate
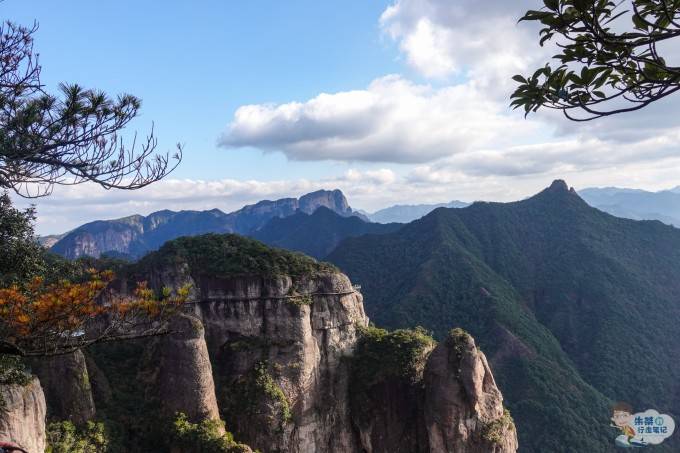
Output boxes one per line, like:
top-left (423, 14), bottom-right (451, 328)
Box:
top-left (329, 180), bottom-right (680, 452)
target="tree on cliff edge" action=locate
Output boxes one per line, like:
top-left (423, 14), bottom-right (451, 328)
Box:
top-left (0, 20), bottom-right (182, 197)
top-left (0, 18), bottom-right (186, 359)
top-left (0, 193), bottom-right (188, 358)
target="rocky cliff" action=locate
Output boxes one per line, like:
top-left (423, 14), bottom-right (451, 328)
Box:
top-left (49, 189), bottom-right (364, 259)
top-left (30, 350), bottom-right (97, 425)
top-left (347, 326), bottom-right (517, 453)
top-left (424, 330), bottom-right (517, 453)
top-left (26, 234), bottom-right (517, 452)
top-left (129, 234), bottom-right (517, 453)
top-left (195, 273), bottom-right (366, 453)
top-left (140, 241), bottom-right (368, 453)
top-left (0, 378), bottom-right (47, 453)
top-left (153, 314), bottom-right (223, 425)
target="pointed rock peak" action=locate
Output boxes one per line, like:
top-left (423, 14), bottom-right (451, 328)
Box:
top-left (528, 179), bottom-right (588, 209)
top-left (548, 179), bottom-right (570, 192)
top-left (539, 179), bottom-right (582, 200)
top-left (424, 328), bottom-right (518, 452)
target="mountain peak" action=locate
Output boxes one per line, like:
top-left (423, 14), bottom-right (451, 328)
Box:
top-left (299, 189), bottom-right (352, 216)
top-left (524, 180), bottom-right (592, 212)
top-left (548, 179), bottom-right (570, 192)
top-left (540, 179), bottom-right (580, 198)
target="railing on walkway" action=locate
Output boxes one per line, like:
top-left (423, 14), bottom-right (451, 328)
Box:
top-left (184, 288), bottom-right (359, 305)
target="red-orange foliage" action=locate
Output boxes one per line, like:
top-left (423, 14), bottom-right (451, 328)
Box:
top-left (0, 269), bottom-right (188, 356)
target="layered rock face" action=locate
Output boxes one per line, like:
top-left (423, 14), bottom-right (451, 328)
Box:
top-left (0, 378), bottom-right (47, 453)
top-left (154, 314), bottom-right (223, 425)
top-left (26, 235), bottom-right (517, 452)
top-left (30, 350), bottom-right (97, 425)
top-left (424, 330), bottom-right (518, 453)
top-left (187, 272), bottom-right (368, 453)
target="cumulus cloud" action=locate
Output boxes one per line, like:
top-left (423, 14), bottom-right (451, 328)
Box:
top-left (380, 0), bottom-right (543, 86)
top-left (409, 127), bottom-right (680, 181)
top-left (380, 0), bottom-right (680, 141)
top-left (220, 75), bottom-right (540, 164)
top-left (216, 0), bottom-right (559, 166)
top-left (219, 0), bottom-right (680, 176)
top-left (18, 0), bottom-right (680, 235)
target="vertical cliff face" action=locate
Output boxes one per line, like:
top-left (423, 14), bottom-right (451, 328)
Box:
top-left (30, 350), bottom-right (97, 425)
top-left (347, 327), bottom-right (517, 453)
top-left (348, 326), bottom-right (433, 453)
top-left (0, 378), bottom-right (47, 453)
top-left (50, 216), bottom-right (145, 259)
top-left (187, 272), bottom-right (368, 453)
top-left (298, 189), bottom-right (353, 216)
top-left (424, 330), bottom-right (518, 453)
top-left (154, 314), bottom-right (223, 425)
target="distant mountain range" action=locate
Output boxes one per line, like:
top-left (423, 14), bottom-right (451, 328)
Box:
top-left (251, 206), bottom-right (402, 259)
top-left (37, 233), bottom-right (67, 249)
top-left (579, 186), bottom-right (680, 226)
top-left (361, 186), bottom-right (680, 227)
top-left (39, 180), bottom-right (680, 451)
top-left (328, 180), bottom-right (680, 452)
top-left (49, 189), bottom-right (364, 259)
top-left (362, 200), bottom-right (469, 223)
top-left (46, 183), bottom-right (680, 261)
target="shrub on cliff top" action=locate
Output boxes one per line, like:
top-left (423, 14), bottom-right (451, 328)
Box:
top-left (482, 408), bottom-right (516, 445)
top-left (136, 234), bottom-right (337, 278)
top-left (351, 325), bottom-right (436, 391)
top-left (0, 354), bottom-right (32, 411)
top-left (0, 354), bottom-right (31, 386)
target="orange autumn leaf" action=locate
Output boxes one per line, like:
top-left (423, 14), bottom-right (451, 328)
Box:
top-left (0, 270), bottom-right (189, 356)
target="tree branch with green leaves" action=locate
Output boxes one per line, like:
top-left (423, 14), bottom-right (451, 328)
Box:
top-left (511, 0), bottom-right (680, 121)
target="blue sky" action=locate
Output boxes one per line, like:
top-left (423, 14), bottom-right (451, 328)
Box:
top-left (4, 0), bottom-right (400, 181)
top-left (6, 0), bottom-right (680, 234)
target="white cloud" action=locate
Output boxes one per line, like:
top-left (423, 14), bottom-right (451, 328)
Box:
top-left (218, 0), bottom-right (680, 179)
top-left (14, 0), bottom-right (680, 236)
top-left (380, 0), bottom-right (543, 86)
top-left (220, 75), bottom-right (540, 164)
top-left (395, 17), bottom-right (457, 78)
top-left (409, 127), bottom-right (680, 181)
